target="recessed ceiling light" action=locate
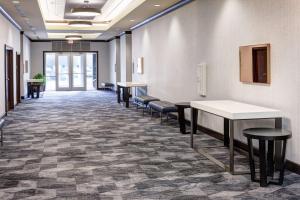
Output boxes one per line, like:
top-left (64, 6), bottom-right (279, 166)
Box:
top-left (68, 21), bottom-right (93, 27)
top-left (154, 4), bottom-right (161, 7)
top-left (65, 35), bottom-right (82, 40)
top-left (130, 19), bottom-right (135, 22)
top-left (12, 0), bottom-right (20, 4)
top-left (71, 8), bottom-right (101, 17)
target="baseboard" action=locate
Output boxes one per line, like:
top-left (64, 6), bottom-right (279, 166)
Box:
top-left (183, 119), bottom-right (300, 175)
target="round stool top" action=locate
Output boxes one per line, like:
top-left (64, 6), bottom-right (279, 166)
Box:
top-left (175, 102), bottom-right (190, 108)
top-left (243, 128), bottom-right (292, 140)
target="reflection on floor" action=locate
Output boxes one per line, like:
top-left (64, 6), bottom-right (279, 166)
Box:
top-left (0, 91), bottom-right (299, 199)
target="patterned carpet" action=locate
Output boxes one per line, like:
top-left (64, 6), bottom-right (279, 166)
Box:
top-left (0, 91), bottom-right (299, 200)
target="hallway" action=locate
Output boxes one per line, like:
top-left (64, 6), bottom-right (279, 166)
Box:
top-left (0, 91), bottom-right (299, 199)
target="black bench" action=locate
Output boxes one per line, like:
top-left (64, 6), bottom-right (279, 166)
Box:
top-left (148, 101), bottom-right (177, 124)
top-left (134, 96), bottom-right (160, 115)
top-left (243, 128), bottom-right (292, 187)
top-left (0, 119), bottom-right (4, 145)
top-left (101, 83), bottom-right (114, 90)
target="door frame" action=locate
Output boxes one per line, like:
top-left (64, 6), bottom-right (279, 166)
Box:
top-left (43, 51), bottom-right (99, 90)
top-left (4, 44), bottom-right (14, 114)
top-left (16, 53), bottom-right (21, 103)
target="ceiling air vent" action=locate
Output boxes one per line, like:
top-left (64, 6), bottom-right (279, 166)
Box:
top-left (52, 41), bottom-right (91, 51)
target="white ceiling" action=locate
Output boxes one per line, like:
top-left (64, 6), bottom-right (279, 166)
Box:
top-left (0, 0), bottom-right (182, 40)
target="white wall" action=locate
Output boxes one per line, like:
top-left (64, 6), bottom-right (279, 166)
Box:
top-left (22, 35), bottom-right (31, 96)
top-left (109, 40), bottom-right (117, 86)
top-left (0, 13), bottom-right (21, 117)
top-left (30, 41), bottom-right (110, 88)
top-left (120, 34), bottom-right (132, 82)
top-left (132, 0), bottom-right (300, 164)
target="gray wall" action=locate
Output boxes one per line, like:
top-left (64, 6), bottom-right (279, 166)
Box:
top-left (132, 0), bottom-right (300, 164)
top-left (30, 41), bottom-right (110, 88)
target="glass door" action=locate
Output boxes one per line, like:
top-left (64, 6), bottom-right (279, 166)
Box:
top-left (71, 54), bottom-right (86, 90)
top-left (56, 53), bottom-right (71, 91)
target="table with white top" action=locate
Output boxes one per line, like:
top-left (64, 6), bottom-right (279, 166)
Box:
top-left (117, 82), bottom-right (147, 108)
top-left (190, 100), bottom-right (282, 174)
top-left (27, 79), bottom-right (44, 98)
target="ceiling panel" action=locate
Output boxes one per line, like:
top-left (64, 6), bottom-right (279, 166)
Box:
top-left (0, 0), bottom-right (187, 40)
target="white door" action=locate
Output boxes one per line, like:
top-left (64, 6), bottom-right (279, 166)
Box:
top-left (71, 53), bottom-right (86, 91)
top-left (56, 53), bottom-right (71, 91)
top-left (55, 53), bottom-right (86, 91)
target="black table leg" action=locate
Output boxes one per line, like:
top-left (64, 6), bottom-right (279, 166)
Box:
top-left (124, 87), bottom-right (130, 108)
top-left (259, 140), bottom-right (268, 187)
top-left (267, 140), bottom-right (274, 177)
top-left (247, 138), bottom-right (256, 181)
top-left (275, 118), bottom-right (282, 170)
top-left (279, 140), bottom-right (287, 185)
top-left (190, 107), bottom-right (198, 148)
top-left (224, 118), bottom-right (229, 147)
top-left (27, 83), bottom-right (31, 98)
top-left (36, 85), bottom-right (40, 98)
top-left (178, 107), bottom-right (186, 134)
top-left (117, 85), bottom-right (121, 103)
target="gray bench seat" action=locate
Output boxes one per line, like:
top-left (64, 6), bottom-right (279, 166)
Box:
top-left (134, 95), bottom-right (160, 115)
top-left (101, 82), bottom-right (114, 90)
top-left (135, 95), bottom-right (160, 105)
top-left (148, 101), bottom-right (177, 124)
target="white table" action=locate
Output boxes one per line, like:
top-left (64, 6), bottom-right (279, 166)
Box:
top-left (117, 82), bottom-right (147, 108)
top-left (27, 79), bottom-right (44, 98)
top-left (190, 100), bottom-right (282, 174)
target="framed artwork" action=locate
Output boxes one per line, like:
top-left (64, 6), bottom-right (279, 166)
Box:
top-left (240, 44), bottom-right (270, 84)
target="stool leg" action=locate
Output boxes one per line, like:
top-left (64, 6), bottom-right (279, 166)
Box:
top-left (259, 140), bottom-right (268, 187)
top-left (279, 140), bottom-right (287, 185)
top-left (150, 108), bottom-right (153, 118)
top-left (247, 138), bottom-right (256, 181)
top-left (267, 140), bottom-right (274, 177)
top-left (0, 129), bottom-right (3, 146)
top-left (142, 106), bottom-right (145, 116)
top-left (166, 113), bottom-right (169, 122)
top-left (160, 112), bottom-right (163, 124)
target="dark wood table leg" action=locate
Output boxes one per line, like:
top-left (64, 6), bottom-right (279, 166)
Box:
top-left (267, 140), bottom-right (274, 177)
top-left (259, 139), bottom-right (268, 187)
top-left (224, 118), bottom-right (229, 147)
top-left (124, 87), bottom-right (130, 108)
top-left (279, 140), bottom-right (287, 185)
top-left (229, 120), bottom-right (235, 173)
top-left (27, 83), bottom-right (31, 98)
top-left (275, 118), bottom-right (282, 170)
top-left (117, 85), bottom-right (121, 103)
top-left (247, 138), bottom-right (256, 181)
top-left (36, 85), bottom-right (40, 98)
top-left (190, 107), bottom-right (198, 148)
top-left (178, 107), bottom-right (186, 134)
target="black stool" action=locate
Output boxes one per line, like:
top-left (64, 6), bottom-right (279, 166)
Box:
top-left (175, 102), bottom-right (190, 134)
top-left (243, 128), bottom-right (291, 187)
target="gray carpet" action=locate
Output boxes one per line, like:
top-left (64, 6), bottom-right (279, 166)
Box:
top-left (0, 91), bottom-right (299, 200)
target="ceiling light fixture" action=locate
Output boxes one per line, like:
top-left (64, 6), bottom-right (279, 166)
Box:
top-left (154, 4), bottom-right (161, 7)
top-left (65, 35), bottom-right (82, 40)
top-left (68, 21), bottom-right (93, 27)
top-left (12, 0), bottom-right (20, 4)
top-left (71, 8), bottom-right (101, 17)
top-left (130, 19), bottom-right (135, 22)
